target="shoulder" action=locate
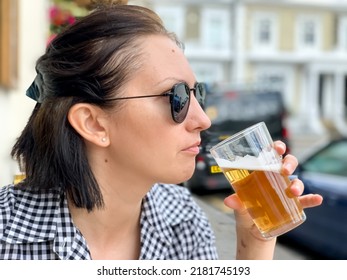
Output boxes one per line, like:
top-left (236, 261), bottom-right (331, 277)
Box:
top-left (0, 184), bottom-right (15, 200)
top-left (0, 184), bottom-right (59, 211)
top-left (0, 185), bottom-right (17, 234)
top-left (0, 184), bottom-right (61, 241)
top-left (0, 185), bottom-right (16, 215)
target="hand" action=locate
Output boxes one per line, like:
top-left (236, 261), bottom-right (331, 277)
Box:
top-left (223, 140), bottom-right (323, 240)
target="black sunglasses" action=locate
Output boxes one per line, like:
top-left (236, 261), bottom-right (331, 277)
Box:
top-left (105, 82), bottom-right (206, 123)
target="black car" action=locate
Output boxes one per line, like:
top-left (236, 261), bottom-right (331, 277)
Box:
top-left (183, 86), bottom-right (290, 194)
top-left (280, 138), bottom-right (347, 260)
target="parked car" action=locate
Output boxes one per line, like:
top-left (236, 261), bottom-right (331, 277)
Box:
top-left (280, 138), bottom-right (347, 260)
top-left (183, 85), bottom-right (290, 194)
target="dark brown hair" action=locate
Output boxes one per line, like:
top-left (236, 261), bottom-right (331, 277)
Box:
top-left (11, 4), bottom-right (180, 211)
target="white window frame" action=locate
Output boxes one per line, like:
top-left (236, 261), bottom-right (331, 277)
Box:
top-left (153, 5), bottom-right (185, 40)
top-left (296, 15), bottom-right (321, 52)
top-left (200, 7), bottom-right (231, 51)
top-left (338, 16), bottom-right (347, 51)
top-left (251, 12), bottom-right (278, 52)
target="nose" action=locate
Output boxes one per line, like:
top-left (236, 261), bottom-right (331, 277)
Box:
top-left (187, 93), bottom-right (211, 131)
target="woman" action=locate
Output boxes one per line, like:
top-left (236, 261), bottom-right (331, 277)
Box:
top-left (0, 3), bottom-right (322, 260)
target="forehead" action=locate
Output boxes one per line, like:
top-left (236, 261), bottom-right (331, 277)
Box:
top-left (138, 35), bottom-right (194, 84)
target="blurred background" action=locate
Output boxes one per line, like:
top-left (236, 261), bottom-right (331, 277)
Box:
top-left (0, 0), bottom-right (346, 259)
top-left (1, 0), bottom-right (347, 183)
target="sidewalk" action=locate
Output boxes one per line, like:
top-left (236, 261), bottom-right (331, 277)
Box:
top-left (193, 195), bottom-right (306, 260)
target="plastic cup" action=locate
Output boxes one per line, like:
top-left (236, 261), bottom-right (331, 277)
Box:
top-left (210, 122), bottom-right (306, 238)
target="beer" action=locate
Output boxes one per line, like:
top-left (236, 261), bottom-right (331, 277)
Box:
top-left (222, 167), bottom-right (305, 238)
top-left (210, 122), bottom-right (306, 238)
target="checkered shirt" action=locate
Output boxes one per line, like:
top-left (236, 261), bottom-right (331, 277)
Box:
top-left (0, 183), bottom-right (218, 260)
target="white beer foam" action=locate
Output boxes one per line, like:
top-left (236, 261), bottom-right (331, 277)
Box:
top-left (215, 152), bottom-right (282, 173)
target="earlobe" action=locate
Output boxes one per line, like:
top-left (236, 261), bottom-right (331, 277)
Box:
top-left (68, 103), bottom-right (109, 146)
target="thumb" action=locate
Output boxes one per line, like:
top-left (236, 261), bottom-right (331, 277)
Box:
top-left (224, 193), bottom-right (244, 211)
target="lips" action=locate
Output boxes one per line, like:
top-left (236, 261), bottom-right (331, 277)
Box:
top-left (183, 141), bottom-right (201, 154)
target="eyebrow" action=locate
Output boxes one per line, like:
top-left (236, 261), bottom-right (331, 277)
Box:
top-left (153, 77), bottom-right (196, 88)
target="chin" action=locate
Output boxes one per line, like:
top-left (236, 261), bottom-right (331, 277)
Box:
top-left (161, 170), bottom-right (194, 185)
top-left (161, 162), bottom-right (195, 185)
top-left (176, 169), bottom-right (195, 185)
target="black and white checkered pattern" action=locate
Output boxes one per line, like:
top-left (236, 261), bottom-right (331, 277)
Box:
top-left (0, 183), bottom-right (218, 260)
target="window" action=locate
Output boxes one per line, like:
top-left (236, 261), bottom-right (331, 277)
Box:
top-left (258, 19), bottom-right (271, 43)
top-left (252, 13), bottom-right (278, 51)
top-left (303, 20), bottom-right (316, 45)
top-left (338, 16), bottom-right (347, 50)
top-left (154, 5), bottom-right (185, 39)
top-left (201, 8), bottom-right (231, 50)
top-left (303, 140), bottom-right (347, 176)
top-left (0, 0), bottom-right (18, 88)
top-left (296, 15), bottom-right (321, 51)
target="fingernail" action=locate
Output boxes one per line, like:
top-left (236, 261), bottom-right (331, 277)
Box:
top-left (283, 162), bottom-right (292, 171)
top-left (289, 175), bottom-right (298, 181)
top-left (280, 142), bottom-right (286, 150)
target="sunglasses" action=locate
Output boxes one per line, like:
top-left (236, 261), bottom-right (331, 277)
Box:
top-left (105, 82), bottom-right (206, 123)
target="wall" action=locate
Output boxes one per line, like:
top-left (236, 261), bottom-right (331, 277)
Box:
top-left (0, 0), bottom-right (47, 186)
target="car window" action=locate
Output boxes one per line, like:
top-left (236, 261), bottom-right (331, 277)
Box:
top-left (302, 141), bottom-right (347, 176)
top-left (203, 90), bottom-right (287, 143)
top-left (205, 91), bottom-right (284, 124)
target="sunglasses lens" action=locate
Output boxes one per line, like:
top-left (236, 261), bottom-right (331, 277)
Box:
top-left (195, 82), bottom-right (206, 108)
top-left (171, 83), bottom-right (190, 123)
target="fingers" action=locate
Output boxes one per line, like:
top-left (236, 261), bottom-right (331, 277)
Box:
top-left (299, 194), bottom-right (323, 209)
top-left (224, 193), bottom-right (244, 210)
top-left (273, 141), bottom-right (298, 175)
top-left (288, 178), bottom-right (304, 196)
top-left (225, 178), bottom-right (323, 210)
top-left (281, 154), bottom-right (298, 175)
top-left (273, 141), bottom-right (323, 209)
top-left (224, 178), bottom-right (306, 207)
top-left (224, 194), bottom-right (253, 229)
top-left (286, 178), bottom-right (324, 209)
top-left (273, 141), bottom-right (286, 155)
top-left (224, 141), bottom-right (323, 216)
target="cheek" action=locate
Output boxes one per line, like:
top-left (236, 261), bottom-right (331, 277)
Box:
top-left (129, 99), bottom-right (171, 133)
top-left (113, 102), bottom-right (173, 157)
top-left (111, 105), bottom-right (196, 183)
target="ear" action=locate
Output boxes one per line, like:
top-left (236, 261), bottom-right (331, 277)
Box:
top-left (68, 103), bottom-right (109, 147)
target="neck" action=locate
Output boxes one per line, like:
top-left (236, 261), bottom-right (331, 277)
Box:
top-left (68, 188), bottom-right (144, 259)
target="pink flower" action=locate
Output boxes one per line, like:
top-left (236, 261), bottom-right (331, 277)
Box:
top-left (67, 15), bottom-right (76, 25)
top-left (49, 6), bottom-right (59, 20)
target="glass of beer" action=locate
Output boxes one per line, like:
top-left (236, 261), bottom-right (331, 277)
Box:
top-left (209, 122), bottom-right (306, 239)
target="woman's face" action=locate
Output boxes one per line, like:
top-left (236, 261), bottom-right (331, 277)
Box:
top-left (107, 35), bottom-right (211, 186)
